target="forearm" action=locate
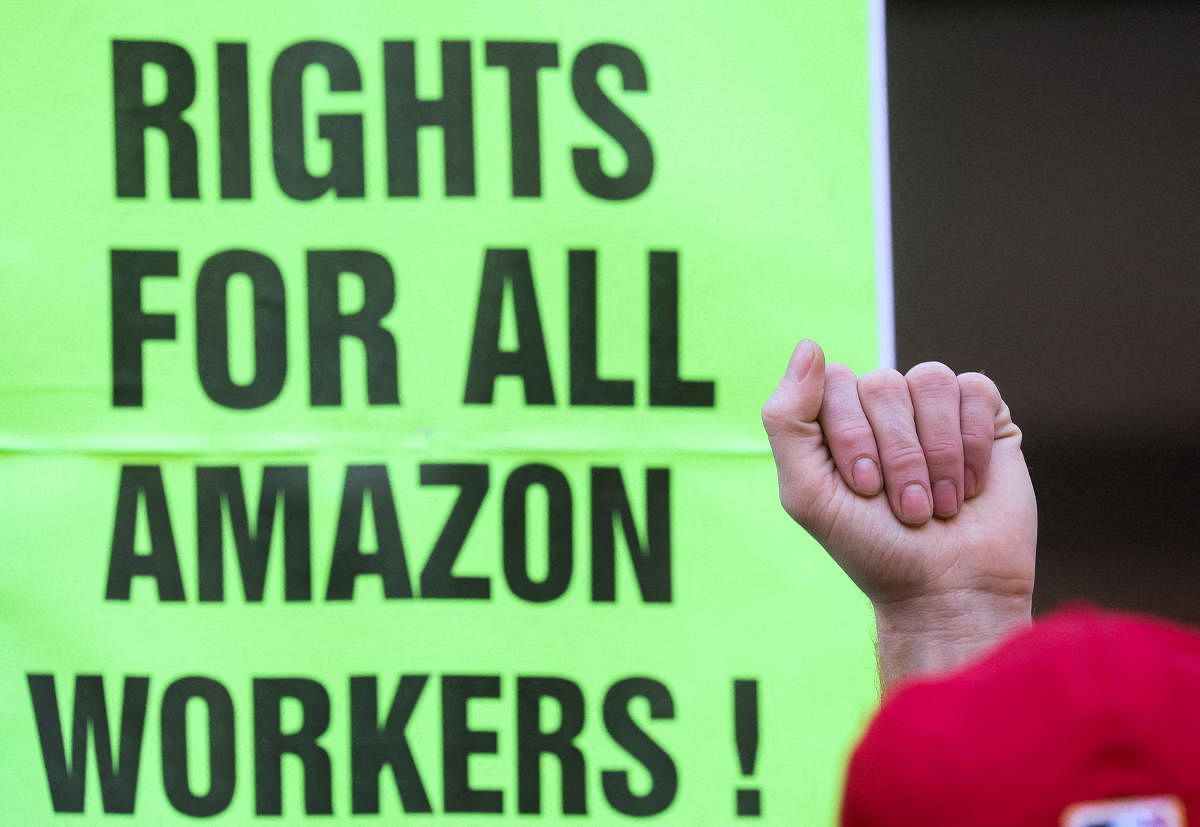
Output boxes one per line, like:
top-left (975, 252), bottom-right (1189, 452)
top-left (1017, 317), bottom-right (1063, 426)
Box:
top-left (873, 590), bottom-right (1032, 694)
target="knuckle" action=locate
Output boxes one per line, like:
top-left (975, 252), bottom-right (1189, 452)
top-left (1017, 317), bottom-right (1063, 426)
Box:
top-left (905, 361), bottom-right (957, 389)
top-left (827, 420), bottom-right (876, 447)
top-left (906, 364), bottom-right (958, 401)
top-left (826, 362), bottom-right (857, 383)
top-left (858, 368), bottom-right (907, 401)
top-left (959, 371), bottom-right (1000, 401)
top-left (921, 439), bottom-right (963, 467)
top-left (961, 424), bottom-right (994, 446)
top-left (882, 440), bottom-right (927, 471)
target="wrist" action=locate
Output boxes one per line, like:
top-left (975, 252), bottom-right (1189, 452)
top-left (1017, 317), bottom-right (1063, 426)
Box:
top-left (872, 589), bottom-right (1032, 694)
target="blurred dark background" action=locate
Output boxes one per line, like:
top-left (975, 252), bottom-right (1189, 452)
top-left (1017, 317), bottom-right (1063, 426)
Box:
top-left (887, 1), bottom-right (1200, 622)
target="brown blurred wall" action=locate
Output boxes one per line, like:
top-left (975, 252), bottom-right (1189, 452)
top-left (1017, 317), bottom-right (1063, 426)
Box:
top-left (887, 1), bottom-right (1200, 622)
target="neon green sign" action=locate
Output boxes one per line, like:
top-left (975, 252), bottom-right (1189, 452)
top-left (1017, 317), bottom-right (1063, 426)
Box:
top-left (0, 2), bottom-right (888, 823)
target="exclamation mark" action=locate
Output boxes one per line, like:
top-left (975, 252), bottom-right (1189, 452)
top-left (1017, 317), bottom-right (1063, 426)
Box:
top-left (734, 679), bottom-right (761, 817)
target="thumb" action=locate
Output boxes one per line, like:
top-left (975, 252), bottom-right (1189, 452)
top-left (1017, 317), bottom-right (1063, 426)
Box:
top-left (761, 340), bottom-right (835, 522)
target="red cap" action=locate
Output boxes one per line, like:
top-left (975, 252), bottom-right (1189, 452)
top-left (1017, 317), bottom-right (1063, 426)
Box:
top-left (841, 607), bottom-right (1200, 827)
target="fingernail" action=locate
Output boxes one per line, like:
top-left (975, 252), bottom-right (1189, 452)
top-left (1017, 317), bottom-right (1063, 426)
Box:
top-left (965, 468), bottom-right (978, 498)
top-left (792, 340), bottom-right (817, 378)
top-left (852, 458), bottom-right (882, 494)
top-left (932, 479), bottom-right (958, 517)
top-left (901, 483), bottom-right (932, 524)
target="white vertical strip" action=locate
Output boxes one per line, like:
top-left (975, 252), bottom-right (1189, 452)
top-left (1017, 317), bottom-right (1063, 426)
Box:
top-left (868, 0), bottom-right (896, 369)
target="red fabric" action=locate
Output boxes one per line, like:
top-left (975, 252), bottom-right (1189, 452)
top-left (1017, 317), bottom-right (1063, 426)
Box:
top-left (841, 607), bottom-right (1200, 826)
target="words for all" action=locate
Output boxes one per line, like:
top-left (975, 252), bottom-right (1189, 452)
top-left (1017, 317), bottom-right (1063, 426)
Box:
top-left (112, 247), bottom-right (715, 410)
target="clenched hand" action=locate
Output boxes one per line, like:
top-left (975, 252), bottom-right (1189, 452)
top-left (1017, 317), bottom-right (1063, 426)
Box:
top-left (761, 341), bottom-right (1037, 690)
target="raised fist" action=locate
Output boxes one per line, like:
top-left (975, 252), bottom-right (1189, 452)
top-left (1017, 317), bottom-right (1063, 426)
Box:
top-left (761, 341), bottom-right (1037, 685)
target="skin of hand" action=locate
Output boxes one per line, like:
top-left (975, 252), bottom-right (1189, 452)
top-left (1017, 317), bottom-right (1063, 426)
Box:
top-left (761, 340), bottom-right (1037, 692)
